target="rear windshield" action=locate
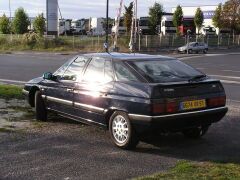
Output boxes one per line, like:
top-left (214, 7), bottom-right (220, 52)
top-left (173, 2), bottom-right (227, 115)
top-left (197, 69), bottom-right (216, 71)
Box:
top-left (129, 59), bottom-right (204, 83)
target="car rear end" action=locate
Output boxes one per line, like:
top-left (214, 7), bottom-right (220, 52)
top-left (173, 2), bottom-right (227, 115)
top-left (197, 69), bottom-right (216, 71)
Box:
top-left (127, 57), bottom-right (228, 133)
top-left (149, 81), bottom-right (228, 132)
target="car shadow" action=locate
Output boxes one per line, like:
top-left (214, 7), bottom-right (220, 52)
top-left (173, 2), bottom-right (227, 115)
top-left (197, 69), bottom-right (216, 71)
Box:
top-left (136, 121), bottom-right (240, 164)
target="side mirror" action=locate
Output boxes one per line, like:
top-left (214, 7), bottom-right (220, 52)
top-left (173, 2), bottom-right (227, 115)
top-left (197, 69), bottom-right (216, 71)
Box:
top-left (43, 72), bottom-right (54, 80)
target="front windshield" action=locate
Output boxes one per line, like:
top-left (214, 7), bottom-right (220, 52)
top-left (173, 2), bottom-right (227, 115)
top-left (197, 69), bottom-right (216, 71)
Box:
top-left (129, 59), bottom-right (204, 83)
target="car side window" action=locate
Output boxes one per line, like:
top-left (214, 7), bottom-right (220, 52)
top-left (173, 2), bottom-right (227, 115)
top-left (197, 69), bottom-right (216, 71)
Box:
top-left (114, 62), bottom-right (139, 82)
top-left (83, 57), bottom-right (105, 83)
top-left (61, 56), bottom-right (88, 81)
top-left (104, 60), bottom-right (114, 82)
top-left (54, 58), bottom-right (74, 77)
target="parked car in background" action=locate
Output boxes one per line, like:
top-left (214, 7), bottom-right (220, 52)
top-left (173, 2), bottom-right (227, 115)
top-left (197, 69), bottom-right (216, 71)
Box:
top-left (23, 53), bottom-right (228, 149)
top-left (178, 42), bottom-right (208, 54)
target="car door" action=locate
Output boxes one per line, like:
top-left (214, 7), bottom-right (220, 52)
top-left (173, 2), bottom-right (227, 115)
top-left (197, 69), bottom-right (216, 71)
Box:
top-left (73, 57), bottom-right (115, 126)
top-left (193, 43), bottom-right (198, 51)
top-left (42, 56), bottom-right (89, 115)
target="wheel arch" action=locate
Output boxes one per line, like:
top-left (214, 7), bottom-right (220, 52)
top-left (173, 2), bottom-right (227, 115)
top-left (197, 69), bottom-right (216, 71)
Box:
top-left (104, 108), bottom-right (129, 129)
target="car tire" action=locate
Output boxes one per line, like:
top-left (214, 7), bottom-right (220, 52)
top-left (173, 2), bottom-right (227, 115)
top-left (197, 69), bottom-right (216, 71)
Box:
top-left (203, 49), bottom-right (208, 54)
top-left (35, 91), bottom-right (47, 121)
top-left (182, 126), bottom-right (209, 139)
top-left (109, 111), bottom-right (139, 150)
top-left (188, 49), bottom-right (193, 54)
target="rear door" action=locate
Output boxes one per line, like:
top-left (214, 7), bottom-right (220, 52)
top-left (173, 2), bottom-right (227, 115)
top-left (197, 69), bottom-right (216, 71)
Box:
top-left (74, 57), bottom-right (115, 126)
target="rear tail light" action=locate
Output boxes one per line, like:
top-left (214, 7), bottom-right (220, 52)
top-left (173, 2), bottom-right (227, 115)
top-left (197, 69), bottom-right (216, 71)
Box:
top-left (166, 102), bottom-right (178, 113)
top-left (208, 96), bottom-right (226, 107)
top-left (152, 102), bottom-right (178, 114)
top-left (152, 104), bottom-right (165, 114)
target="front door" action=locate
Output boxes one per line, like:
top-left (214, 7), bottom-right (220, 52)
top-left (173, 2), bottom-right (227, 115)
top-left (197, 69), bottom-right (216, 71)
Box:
top-left (41, 56), bottom-right (89, 116)
top-left (74, 57), bottom-right (115, 126)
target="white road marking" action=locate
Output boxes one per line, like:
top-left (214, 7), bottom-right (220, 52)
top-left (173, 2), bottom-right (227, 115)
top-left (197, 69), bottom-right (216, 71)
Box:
top-left (210, 75), bottom-right (240, 80)
top-left (0, 79), bottom-right (26, 84)
top-left (179, 52), bottom-right (240, 60)
top-left (227, 99), bottom-right (240, 103)
top-left (223, 70), bottom-right (240, 73)
top-left (220, 80), bottom-right (240, 85)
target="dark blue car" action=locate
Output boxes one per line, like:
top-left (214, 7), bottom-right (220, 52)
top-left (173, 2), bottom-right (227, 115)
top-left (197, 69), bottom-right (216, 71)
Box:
top-left (23, 53), bottom-right (228, 149)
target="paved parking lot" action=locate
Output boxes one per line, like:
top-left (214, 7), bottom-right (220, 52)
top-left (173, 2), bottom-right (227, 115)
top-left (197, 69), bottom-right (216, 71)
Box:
top-left (0, 100), bottom-right (239, 179)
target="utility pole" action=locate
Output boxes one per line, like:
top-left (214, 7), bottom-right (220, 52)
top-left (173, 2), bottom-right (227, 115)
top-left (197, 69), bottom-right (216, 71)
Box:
top-left (129, 0), bottom-right (137, 52)
top-left (104, 0), bottom-right (109, 52)
top-left (9, 0), bottom-right (13, 41)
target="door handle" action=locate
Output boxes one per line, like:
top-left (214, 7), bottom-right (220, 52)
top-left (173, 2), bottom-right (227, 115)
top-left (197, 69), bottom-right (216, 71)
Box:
top-left (100, 93), bottom-right (108, 97)
top-left (67, 88), bottom-right (74, 92)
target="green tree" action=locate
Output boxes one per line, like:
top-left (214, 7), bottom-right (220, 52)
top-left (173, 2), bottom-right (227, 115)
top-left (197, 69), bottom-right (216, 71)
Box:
top-left (123, 2), bottom-right (133, 34)
top-left (148, 2), bottom-right (164, 34)
top-left (12, 7), bottom-right (30, 34)
top-left (194, 7), bottom-right (204, 34)
top-left (222, 0), bottom-right (240, 34)
top-left (0, 14), bottom-right (11, 34)
top-left (173, 5), bottom-right (183, 34)
top-left (212, 3), bottom-right (224, 31)
top-left (33, 13), bottom-right (45, 36)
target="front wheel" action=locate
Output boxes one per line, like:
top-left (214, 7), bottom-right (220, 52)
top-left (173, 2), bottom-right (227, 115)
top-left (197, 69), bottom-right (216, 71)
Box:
top-left (182, 126), bottom-right (210, 139)
top-left (109, 111), bottom-right (139, 150)
top-left (203, 49), bottom-right (208, 54)
top-left (35, 91), bottom-right (47, 121)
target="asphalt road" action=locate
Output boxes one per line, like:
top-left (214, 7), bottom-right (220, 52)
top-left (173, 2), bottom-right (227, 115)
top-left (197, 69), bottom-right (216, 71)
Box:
top-left (181, 54), bottom-right (240, 102)
top-left (0, 52), bottom-right (239, 101)
top-left (0, 52), bottom-right (240, 179)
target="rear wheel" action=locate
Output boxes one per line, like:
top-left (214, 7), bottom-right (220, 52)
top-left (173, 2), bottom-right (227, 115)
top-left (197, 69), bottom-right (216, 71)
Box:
top-left (35, 91), bottom-right (47, 121)
top-left (203, 49), bottom-right (208, 54)
top-left (182, 126), bottom-right (210, 139)
top-left (109, 111), bottom-right (139, 150)
top-left (188, 49), bottom-right (193, 54)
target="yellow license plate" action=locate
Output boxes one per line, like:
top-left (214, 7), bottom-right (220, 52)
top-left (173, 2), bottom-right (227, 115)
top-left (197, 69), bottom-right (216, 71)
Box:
top-left (181, 99), bottom-right (206, 110)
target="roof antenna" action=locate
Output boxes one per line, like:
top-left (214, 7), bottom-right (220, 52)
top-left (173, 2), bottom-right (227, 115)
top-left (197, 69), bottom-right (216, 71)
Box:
top-left (104, 0), bottom-right (109, 53)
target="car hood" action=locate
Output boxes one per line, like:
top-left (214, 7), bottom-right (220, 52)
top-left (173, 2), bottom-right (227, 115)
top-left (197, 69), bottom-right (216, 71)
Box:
top-left (27, 77), bottom-right (44, 84)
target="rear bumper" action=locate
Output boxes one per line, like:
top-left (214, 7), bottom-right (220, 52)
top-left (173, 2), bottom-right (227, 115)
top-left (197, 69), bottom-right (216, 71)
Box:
top-left (129, 106), bottom-right (228, 132)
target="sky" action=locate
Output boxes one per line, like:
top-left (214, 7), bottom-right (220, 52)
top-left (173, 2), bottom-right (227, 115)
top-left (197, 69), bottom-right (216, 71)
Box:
top-left (0, 0), bottom-right (227, 19)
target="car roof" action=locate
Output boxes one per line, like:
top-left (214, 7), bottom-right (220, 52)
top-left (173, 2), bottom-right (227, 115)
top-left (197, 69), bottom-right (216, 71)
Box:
top-left (82, 52), bottom-right (175, 61)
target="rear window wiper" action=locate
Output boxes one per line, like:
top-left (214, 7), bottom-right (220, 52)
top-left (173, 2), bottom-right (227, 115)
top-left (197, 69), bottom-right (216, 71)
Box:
top-left (188, 75), bottom-right (207, 82)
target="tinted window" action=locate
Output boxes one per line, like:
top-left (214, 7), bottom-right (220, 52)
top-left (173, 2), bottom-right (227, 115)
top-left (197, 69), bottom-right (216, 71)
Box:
top-left (129, 59), bottom-right (203, 83)
top-left (114, 62), bottom-right (139, 82)
top-left (83, 57), bottom-right (105, 82)
top-left (104, 60), bottom-right (114, 82)
top-left (61, 56), bottom-right (88, 81)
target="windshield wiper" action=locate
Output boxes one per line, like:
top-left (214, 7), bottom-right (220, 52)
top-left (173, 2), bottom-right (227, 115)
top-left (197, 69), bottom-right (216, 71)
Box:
top-left (159, 71), bottom-right (187, 79)
top-left (188, 75), bottom-right (207, 82)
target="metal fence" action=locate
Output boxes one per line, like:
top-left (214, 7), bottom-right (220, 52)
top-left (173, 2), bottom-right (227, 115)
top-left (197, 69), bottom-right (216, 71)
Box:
top-left (0, 33), bottom-right (240, 52)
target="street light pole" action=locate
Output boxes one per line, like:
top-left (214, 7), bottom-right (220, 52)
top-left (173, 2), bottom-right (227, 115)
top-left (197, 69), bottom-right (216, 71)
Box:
top-left (105, 0), bottom-right (109, 52)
